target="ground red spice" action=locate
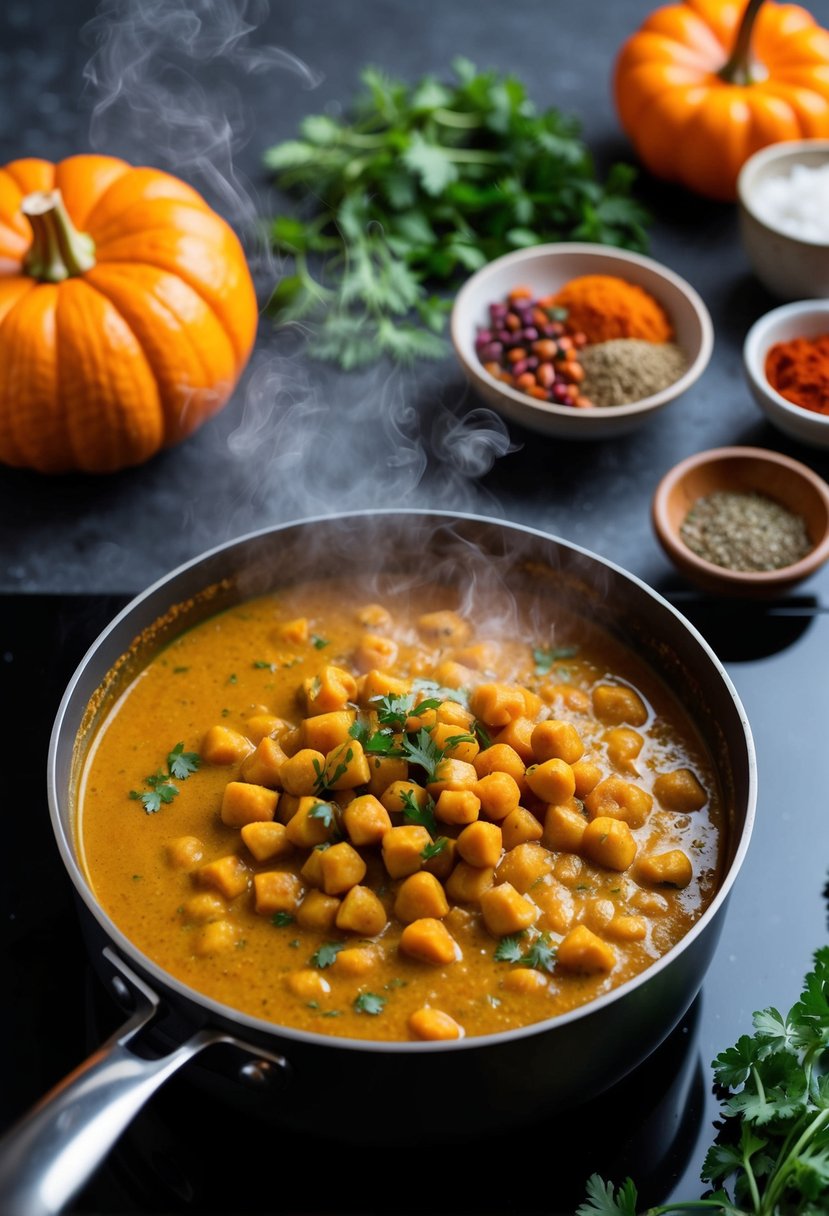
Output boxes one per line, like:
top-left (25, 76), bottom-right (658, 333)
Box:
top-left (765, 334), bottom-right (829, 415)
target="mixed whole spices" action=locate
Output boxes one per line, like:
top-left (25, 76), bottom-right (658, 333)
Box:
top-left (679, 490), bottom-right (812, 573)
top-left (765, 332), bottom-right (829, 416)
top-left (475, 275), bottom-right (688, 408)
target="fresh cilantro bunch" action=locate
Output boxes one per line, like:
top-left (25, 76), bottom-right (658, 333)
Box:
top-left (578, 947), bottom-right (829, 1216)
top-left (264, 57), bottom-right (650, 368)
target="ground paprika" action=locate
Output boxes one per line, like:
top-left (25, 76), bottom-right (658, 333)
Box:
top-left (765, 334), bottom-right (829, 415)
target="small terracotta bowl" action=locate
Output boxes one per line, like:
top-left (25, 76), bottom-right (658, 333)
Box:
top-left (652, 446), bottom-right (829, 597)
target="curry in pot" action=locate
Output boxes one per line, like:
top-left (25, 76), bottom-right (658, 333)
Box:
top-left (79, 576), bottom-right (724, 1042)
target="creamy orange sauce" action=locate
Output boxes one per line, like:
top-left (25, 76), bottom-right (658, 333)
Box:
top-left (79, 578), bottom-right (724, 1041)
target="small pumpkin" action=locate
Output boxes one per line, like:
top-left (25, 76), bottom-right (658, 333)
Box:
top-left (0, 154), bottom-right (258, 473)
top-left (614, 0), bottom-right (829, 201)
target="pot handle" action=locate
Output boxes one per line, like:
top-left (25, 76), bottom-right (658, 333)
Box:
top-left (0, 949), bottom-right (288, 1216)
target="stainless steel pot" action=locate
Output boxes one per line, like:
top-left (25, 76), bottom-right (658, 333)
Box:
top-left (0, 511), bottom-right (757, 1216)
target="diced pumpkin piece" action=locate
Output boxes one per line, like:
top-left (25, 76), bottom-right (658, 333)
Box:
top-left (591, 684), bottom-right (648, 727)
top-left (296, 888), bottom-right (341, 932)
top-left (495, 842), bottom-right (554, 893)
top-left (491, 716), bottom-right (536, 763)
top-left (636, 850), bottom-right (694, 889)
top-left (287, 969), bottom-right (330, 999)
top-left (279, 616), bottom-right (308, 645)
top-left (240, 820), bottom-right (292, 862)
top-left (583, 775), bottom-right (652, 828)
top-left (399, 917), bottom-right (461, 965)
top-left (201, 724), bottom-right (252, 766)
top-left (220, 781), bottom-right (279, 828)
top-left (181, 892), bottom-right (225, 922)
top-left (331, 946), bottom-right (378, 976)
top-left (474, 770), bottom-right (521, 821)
top-left (571, 759), bottom-right (603, 797)
top-left (253, 870), bottom-right (303, 916)
top-left (432, 659), bottom-right (475, 690)
top-left (343, 794), bottom-right (393, 846)
top-left (479, 881), bottom-right (538, 936)
top-left (581, 816), bottom-right (637, 871)
top-left (193, 920), bottom-right (238, 956)
top-left (422, 836), bottom-right (457, 880)
top-left (543, 803), bottom-right (587, 853)
top-left (166, 835), bottom-right (204, 869)
top-left (280, 749), bottom-right (326, 797)
top-left (525, 758), bottom-right (576, 805)
top-left (358, 669), bottom-right (410, 706)
top-left (244, 713), bottom-right (282, 743)
top-left (417, 610), bottom-right (470, 645)
top-left (652, 768), bottom-right (707, 812)
top-left (354, 633), bottom-right (398, 673)
top-left (430, 721), bottom-right (479, 764)
top-left (435, 701), bottom-right (475, 729)
top-left (556, 924), bottom-right (616, 973)
top-left (427, 758), bottom-right (478, 797)
top-left (381, 825), bottom-right (432, 878)
top-left (434, 788), bottom-right (480, 825)
top-left (456, 820), bottom-right (503, 868)
top-left (534, 883), bottom-right (574, 934)
top-left (380, 780), bottom-right (428, 816)
top-left (355, 602), bottom-right (392, 630)
top-left (408, 1008), bottom-right (463, 1040)
top-left (322, 739), bottom-right (371, 790)
top-left (473, 743), bottom-right (526, 788)
top-left (304, 665), bottom-right (359, 714)
top-left (501, 806), bottom-right (544, 851)
top-left (240, 736), bottom-right (288, 788)
top-left (445, 861), bottom-right (495, 904)
top-left (285, 797), bottom-right (339, 848)
top-left (394, 871), bottom-right (450, 923)
top-left (603, 727), bottom-right (644, 773)
top-left (196, 854), bottom-right (250, 900)
top-left (501, 967), bottom-right (548, 993)
top-left (366, 754), bottom-right (409, 798)
top-left (531, 719), bottom-right (584, 765)
top-left (319, 841), bottom-right (367, 895)
top-left (301, 710), bottom-right (356, 754)
top-left (469, 682), bottom-right (527, 727)
top-left (605, 915), bottom-right (648, 942)
top-left (335, 885), bottom-right (388, 935)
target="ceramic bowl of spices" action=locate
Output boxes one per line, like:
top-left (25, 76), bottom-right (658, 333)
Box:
top-left (450, 242), bottom-right (714, 439)
top-left (744, 300), bottom-right (829, 448)
top-left (738, 139), bottom-right (829, 300)
top-left (652, 446), bottom-right (829, 597)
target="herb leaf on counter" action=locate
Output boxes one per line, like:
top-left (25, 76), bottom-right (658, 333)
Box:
top-left (264, 58), bottom-right (650, 367)
top-left (577, 946), bottom-right (829, 1216)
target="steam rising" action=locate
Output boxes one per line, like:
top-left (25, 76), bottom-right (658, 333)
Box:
top-left (80, 0), bottom-right (513, 543)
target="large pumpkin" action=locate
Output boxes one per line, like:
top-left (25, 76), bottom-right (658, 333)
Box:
top-left (0, 154), bottom-right (258, 473)
top-left (614, 0), bottom-right (829, 201)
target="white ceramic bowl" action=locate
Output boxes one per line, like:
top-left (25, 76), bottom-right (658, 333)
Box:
top-left (744, 300), bottom-right (829, 448)
top-left (450, 242), bottom-right (713, 440)
top-left (738, 140), bottom-right (829, 300)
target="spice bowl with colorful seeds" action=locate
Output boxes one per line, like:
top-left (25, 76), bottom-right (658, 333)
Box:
top-left (652, 446), bottom-right (829, 597)
top-left (451, 242), bottom-right (713, 439)
top-left (31, 512), bottom-right (754, 1194)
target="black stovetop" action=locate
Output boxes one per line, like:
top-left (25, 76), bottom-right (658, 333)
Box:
top-left (1, 591), bottom-right (827, 1214)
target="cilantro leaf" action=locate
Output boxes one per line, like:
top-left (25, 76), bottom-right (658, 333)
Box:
top-left (421, 836), bottom-right (448, 861)
top-left (167, 742), bottom-right (200, 781)
top-left (271, 911), bottom-right (295, 927)
top-left (399, 788), bottom-right (438, 837)
top-left (521, 933), bottom-right (557, 974)
top-left (575, 1175), bottom-right (638, 1216)
top-left (401, 727), bottom-right (445, 783)
top-left (494, 935), bottom-right (525, 963)
top-left (353, 992), bottom-right (387, 1015)
top-left (310, 941), bottom-right (345, 969)
top-left (128, 743), bottom-right (200, 815)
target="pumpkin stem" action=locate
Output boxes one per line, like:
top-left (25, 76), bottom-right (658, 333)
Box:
top-left (22, 189), bottom-right (96, 282)
top-left (719, 0), bottom-right (767, 86)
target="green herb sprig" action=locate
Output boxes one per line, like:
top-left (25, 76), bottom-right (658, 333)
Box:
top-left (578, 947), bottom-right (829, 1216)
top-left (264, 58), bottom-right (649, 368)
top-left (128, 743), bottom-right (200, 814)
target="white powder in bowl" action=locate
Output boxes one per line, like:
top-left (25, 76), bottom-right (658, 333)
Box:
top-left (750, 162), bottom-right (829, 243)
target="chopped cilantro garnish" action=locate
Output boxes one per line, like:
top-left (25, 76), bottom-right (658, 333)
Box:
top-left (311, 635), bottom-right (330, 649)
top-left (128, 742), bottom-right (200, 814)
top-left (533, 644), bottom-right (579, 675)
top-left (421, 836), bottom-right (449, 861)
top-left (271, 911), bottom-right (295, 927)
top-left (310, 941), bottom-right (345, 969)
top-left (353, 992), bottom-right (387, 1016)
top-left (400, 788), bottom-right (438, 837)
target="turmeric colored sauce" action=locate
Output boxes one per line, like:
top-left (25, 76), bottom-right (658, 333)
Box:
top-left (79, 578), bottom-right (724, 1042)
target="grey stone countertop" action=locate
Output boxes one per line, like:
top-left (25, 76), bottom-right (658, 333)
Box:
top-left (2, 0), bottom-right (829, 599)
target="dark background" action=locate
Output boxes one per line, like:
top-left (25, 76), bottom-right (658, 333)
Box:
top-left (1, 2), bottom-right (829, 1212)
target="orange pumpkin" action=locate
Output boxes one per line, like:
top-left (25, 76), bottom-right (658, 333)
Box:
top-left (0, 154), bottom-right (258, 473)
top-left (614, 0), bottom-right (829, 201)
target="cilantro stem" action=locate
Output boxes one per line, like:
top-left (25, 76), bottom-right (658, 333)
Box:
top-left (432, 107), bottom-right (481, 128)
top-left (762, 1106), bottom-right (829, 1215)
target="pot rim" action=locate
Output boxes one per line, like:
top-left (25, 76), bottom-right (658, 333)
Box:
top-left (48, 507), bottom-right (757, 1054)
